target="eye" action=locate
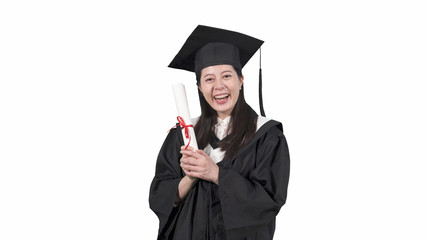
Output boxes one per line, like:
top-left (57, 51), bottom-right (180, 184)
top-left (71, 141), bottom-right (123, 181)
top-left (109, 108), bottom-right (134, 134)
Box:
top-left (223, 74), bottom-right (232, 79)
top-left (205, 78), bottom-right (214, 82)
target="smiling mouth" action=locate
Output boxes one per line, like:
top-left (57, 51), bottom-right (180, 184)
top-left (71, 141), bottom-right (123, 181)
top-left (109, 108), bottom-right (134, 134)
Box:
top-left (214, 94), bottom-right (229, 100)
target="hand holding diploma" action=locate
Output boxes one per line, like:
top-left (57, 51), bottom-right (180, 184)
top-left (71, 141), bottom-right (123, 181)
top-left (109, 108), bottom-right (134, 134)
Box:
top-left (172, 83), bottom-right (198, 183)
top-left (172, 83), bottom-right (203, 205)
top-left (180, 146), bottom-right (219, 185)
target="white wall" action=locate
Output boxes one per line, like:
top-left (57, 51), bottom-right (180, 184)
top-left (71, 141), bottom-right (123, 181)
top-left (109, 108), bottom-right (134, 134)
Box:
top-left (1, 0), bottom-right (426, 239)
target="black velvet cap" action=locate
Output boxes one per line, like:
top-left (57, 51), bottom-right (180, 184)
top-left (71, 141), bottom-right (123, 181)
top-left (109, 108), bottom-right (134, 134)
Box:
top-left (168, 25), bottom-right (264, 76)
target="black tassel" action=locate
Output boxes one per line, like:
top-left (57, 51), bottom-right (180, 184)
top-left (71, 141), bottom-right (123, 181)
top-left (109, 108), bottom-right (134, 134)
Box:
top-left (259, 48), bottom-right (266, 117)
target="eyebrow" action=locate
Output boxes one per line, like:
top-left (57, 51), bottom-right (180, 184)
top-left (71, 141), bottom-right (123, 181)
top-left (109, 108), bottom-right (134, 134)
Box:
top-left (202, 73), bottom-right (214, 78)
top-left (202, 70), bottom-right (232, 78)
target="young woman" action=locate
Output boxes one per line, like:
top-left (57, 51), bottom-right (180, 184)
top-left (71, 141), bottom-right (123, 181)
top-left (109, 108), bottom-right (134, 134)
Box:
top-left (149, 25), bottom-right (290, 240)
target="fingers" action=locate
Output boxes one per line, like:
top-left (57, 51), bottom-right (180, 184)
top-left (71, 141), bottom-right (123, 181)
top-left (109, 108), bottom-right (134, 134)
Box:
top-left (181, 145), bottom-right (195, 151)
top-left (181, 159), bottom-right (218, 184)
top-left (182, 168), bottom-right (200, 178)
top-left (180, 149), bottom-right (212, 168)
top-left (180, 149), bottom-right (204, 159)
top-left (195, 149), bottom-right (209, 157)
top-left (181, 162), bottom-right (203, 179)
top-left (179, 147), bottom-right (218, 183)
top-left (180, 156), bottom-right (207, 167)
top-left (180, 162), bottom-right (204, 173)
top-left (180, 154), bottom-right (206, 177)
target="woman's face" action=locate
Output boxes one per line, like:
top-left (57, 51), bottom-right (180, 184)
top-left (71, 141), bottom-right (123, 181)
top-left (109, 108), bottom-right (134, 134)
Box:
top-left (198, 64), bottom-right (243, 119)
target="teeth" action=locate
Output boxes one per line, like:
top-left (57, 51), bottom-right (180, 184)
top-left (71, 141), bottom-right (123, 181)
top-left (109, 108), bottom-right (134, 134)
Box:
top-left (214, 94), bottom-right (229, 99)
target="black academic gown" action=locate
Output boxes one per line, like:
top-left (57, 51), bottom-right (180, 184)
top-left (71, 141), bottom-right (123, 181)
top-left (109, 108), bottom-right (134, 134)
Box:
top-left (149, 118), bottom-right (290, 240)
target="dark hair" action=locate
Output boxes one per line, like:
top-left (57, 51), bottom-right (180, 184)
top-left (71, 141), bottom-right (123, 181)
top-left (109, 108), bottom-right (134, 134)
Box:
top-left (194, 66), bottom-right (257, 161)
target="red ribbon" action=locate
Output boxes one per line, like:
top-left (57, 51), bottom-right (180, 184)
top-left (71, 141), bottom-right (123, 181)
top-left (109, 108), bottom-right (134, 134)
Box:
top-left (176, 116), bottom-right (194, 150)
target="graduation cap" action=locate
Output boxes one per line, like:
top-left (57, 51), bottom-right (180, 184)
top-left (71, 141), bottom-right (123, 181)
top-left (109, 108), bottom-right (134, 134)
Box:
top-left (168, 25), bottom-right (266, 117)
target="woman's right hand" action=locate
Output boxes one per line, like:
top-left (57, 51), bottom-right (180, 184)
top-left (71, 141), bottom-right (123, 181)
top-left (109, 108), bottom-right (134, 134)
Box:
top-left (180, 146), bottom-right (197, 179)
top-left (174, 146), bottom-right (199, 205)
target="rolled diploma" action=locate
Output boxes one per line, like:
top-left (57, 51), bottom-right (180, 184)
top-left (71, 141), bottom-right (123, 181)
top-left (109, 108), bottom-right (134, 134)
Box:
top-left (172, 83), bottom-right (199, 150)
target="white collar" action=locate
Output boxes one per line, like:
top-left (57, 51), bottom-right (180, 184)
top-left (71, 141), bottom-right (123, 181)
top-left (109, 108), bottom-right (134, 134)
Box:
top-left (214, 116), bottom-right (231, 140)
top-left (215, 116), bottom-right (231, 127)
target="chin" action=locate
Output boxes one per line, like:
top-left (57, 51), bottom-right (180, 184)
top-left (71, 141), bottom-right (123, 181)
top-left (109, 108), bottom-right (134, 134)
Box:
top-left (215, 108), bottom-right (232, 117)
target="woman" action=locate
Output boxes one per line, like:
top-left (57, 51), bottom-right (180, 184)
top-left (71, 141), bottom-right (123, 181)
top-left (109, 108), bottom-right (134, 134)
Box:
top-left (149, 25), bottom-right (290, 240)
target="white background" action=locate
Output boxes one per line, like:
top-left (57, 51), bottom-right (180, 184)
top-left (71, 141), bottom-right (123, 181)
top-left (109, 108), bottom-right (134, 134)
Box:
top-left (1, 0), bottom-right (426, 239)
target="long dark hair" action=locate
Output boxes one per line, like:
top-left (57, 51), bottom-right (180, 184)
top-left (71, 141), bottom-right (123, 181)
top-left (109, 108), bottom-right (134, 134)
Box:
top-left (194, 66), bottom-right (257, 161)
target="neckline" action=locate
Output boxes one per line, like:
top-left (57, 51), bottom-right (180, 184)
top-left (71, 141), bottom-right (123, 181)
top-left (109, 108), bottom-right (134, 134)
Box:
top-left (215, 116), bottom-right (231, 126)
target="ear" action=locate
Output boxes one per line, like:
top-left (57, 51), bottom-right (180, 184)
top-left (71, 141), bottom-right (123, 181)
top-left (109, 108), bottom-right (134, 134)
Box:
top-left (240, 75), bottom-right (244, 89)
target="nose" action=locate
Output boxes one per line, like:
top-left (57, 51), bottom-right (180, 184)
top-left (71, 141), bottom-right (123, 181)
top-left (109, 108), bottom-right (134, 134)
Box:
top-left (213, 78), bottom-right (225, 90)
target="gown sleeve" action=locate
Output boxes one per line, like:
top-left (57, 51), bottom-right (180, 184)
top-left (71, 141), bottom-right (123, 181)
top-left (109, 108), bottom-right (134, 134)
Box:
top-left (218, 126), bottom-right (290, 237)
top-left (149, 128), bottom-right (184, 236)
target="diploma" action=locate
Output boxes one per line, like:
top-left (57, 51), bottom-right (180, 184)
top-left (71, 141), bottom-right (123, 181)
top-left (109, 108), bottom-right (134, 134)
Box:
top-left (172, 83), bottom-right (198, 150)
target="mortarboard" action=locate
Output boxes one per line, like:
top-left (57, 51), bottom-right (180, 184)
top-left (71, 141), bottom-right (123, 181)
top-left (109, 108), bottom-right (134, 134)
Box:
top-left (168, 25), bottom-right (266, 116)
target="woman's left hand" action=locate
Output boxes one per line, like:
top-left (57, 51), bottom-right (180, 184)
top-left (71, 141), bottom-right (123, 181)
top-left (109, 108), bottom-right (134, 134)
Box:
top-left (180, 146), bottom-right (219, 185)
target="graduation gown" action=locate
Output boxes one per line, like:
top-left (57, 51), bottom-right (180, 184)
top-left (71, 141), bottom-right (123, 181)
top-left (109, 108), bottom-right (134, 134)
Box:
top-left (149, 118), bottom-right (290, 240)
